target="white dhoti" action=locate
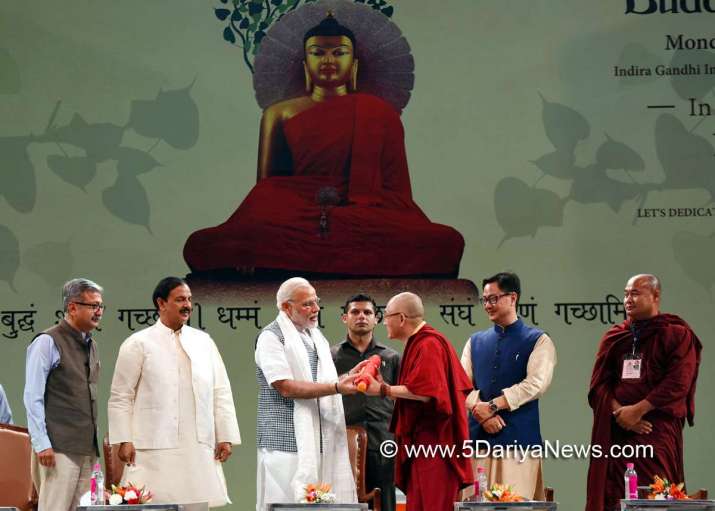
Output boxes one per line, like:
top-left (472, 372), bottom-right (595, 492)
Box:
top-left (121, 335), bottom-right (229, 507)
top-left (256, 449), bottom-right (302, 510)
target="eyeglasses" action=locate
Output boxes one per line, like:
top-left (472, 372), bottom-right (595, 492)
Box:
top-left (72, 302), bottom-right (106, 312)
top-left (382, 311), bottom-right (417, 320)
top-left (289, 298), bottom-right (321, 309)
top-left (479, 293), bottom-right (511, 306)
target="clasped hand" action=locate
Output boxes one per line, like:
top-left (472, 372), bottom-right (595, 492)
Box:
top-left (472, 401), bottom-right (505, 434)
top-left (613, 404), bottom-right (653, 435)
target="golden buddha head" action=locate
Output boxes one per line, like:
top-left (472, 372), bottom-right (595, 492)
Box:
top-left (303, 13), bottom-right (358, 92)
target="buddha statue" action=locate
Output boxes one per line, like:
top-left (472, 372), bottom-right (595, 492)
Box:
top-left (183, 13), bottom-right (464, 278)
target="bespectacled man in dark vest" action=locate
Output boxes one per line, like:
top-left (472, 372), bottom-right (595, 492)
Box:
top-left (461, 272), bottom-right (557, 500)
top-left (24, 278), bottom-right (104, 511)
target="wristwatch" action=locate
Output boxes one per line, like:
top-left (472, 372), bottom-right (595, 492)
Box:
top-left (488, 399), bottom-right (498, 414)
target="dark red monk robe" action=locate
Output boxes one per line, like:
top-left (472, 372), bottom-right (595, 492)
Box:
top-left (183, 93), bottom-right (464, 276)
top-left (390, 324), bottom-right (473, 511)
top-left (586, 314), bottom-right (701, 511)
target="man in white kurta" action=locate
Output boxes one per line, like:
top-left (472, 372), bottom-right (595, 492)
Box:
top-left (108, 277), bottom-right (241, 507)
top-left (255, 277), bottom-right (358, 511)
top-left (461, 272), bottom-right (556, 500)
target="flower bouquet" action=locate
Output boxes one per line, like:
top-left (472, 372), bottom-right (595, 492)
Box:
top-left (108, 482), bottom-right (153, 505)
top-left (647, 475), bottom-right (690, 500)
top-left (300, 482), bottom-right (337, 504)
top-left (484, 483), bottom-right (525, 502)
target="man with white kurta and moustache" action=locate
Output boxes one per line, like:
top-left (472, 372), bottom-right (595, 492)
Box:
top-left (255, 277), bottom-right (358, 511)
top-left (108, 277), bottom-right (241, 508)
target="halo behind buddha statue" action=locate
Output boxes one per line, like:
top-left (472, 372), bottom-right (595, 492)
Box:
top-left (253, 0), bottom-right (415, 112)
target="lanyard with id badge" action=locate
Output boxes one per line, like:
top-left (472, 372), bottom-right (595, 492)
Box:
top-left (622, 323), bottom-right (642, 380)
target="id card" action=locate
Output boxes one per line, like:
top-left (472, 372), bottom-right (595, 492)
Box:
top-left (622, 355), bottom-right (642, 380)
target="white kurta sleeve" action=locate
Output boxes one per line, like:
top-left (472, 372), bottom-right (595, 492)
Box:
top-left (210, 337), bottom-right (241, 445)
top-left (255, 330), bottom-right (293, 385)
top-left (501, 333), bottom-right (557, 411)
top-left (461, 337), bottom-right (480, 409)
top-left (108, 336), bottom-right (144, 444)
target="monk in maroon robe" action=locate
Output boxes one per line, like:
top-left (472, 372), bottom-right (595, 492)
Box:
top-left (364, 292), bottom-right (473, 511)
top-left (183, 15), bottom-right (464, 277)
top-left (586, 274), bottom-right (701, 511)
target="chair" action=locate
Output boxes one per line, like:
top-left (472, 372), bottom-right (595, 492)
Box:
top-left (0, 423), bottom-right (38, 511)
top-left (690, 489), bottom-right (709, 499)
top-left (346, 425), bottom-right (381, 511)
top-left (102, 433), bottom-right (125, 489)
top-left (544, 486), bottom-right (555, 502)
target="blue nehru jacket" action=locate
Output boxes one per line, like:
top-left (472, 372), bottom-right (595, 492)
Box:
top-left (469, 318), bottom-right (544, 447)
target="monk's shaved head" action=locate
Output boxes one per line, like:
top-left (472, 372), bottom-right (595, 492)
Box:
top-left (628, 274), bottom-right (661, 293)
top-left (386, 292), bottom-right (424, 321)
top-left (624, 273), bottom-right (661, 320)
top-left (384, 292), bottom-right (426, 342)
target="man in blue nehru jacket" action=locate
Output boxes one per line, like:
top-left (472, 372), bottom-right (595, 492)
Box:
top-left (461, 272), bottom-right (556, 500)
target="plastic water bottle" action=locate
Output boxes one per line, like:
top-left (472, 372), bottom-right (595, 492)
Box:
top-left (475, 466), bottom-right (488, 502)
top-left (624, 463), bottom-right (638, 500)
top-left (90, 462), bottom-right (105, 505)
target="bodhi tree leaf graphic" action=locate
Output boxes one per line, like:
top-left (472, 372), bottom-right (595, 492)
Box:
top-left (114, 147), bottom-right (162, 177)
top-left (0, 135), bottom-right (36, 213)
top-left (0, 80), bottom-right (196, 244)
top-left (499, 96), bottom-right (652, 245)
top-left (530, 150), bottom-right (577, 181)
top-left (0, 225), bottom-right (20, 292)
top-left (213, 0), bottom-right (395, 73)
top-left (127, 81), bottom-right (199, 150)
top-left (102, 175), bottom-right (152, 233)
top-left (494, 177), bottom-right (567, 247)
top-left (46, 155), bottom-right (98, 192)
top-left (655, 113), bottom-right (715, 202)
top-left (596, 133), bottom-right (645, 173)
top-left (539, 93), bottom-right (590, 153)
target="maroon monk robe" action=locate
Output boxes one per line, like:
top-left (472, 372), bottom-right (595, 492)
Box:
top-left (586, 314), bottom-right (701, 511)
top-left (183, 93), bottom-right (464, 277)
top-left (390, 323), bottom-right (473, 511)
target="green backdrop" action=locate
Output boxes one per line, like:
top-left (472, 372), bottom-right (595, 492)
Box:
top-left (1, 1), bottom-right (713, 509)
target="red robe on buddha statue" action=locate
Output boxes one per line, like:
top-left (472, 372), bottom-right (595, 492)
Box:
top-left (183, 93), bottom-right (464, 277)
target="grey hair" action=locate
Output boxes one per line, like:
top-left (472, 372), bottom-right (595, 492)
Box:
top-left (276, 277), bottom-right (312, 309)
top-left (62, 278), bottom-right (104, 312)
top-left (632, 273), bottom-right (661, 293)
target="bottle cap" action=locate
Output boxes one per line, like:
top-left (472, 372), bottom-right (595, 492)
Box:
top-left (93, 462), bottom-right (101, 471)
top-left (626, 463), bottom-right (634, 469)
top-left (477, 466), bottom-right (486, 473)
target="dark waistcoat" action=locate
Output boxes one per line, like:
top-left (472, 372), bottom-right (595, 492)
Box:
top-left (38, 319), bottom-right (99, 456)
top-left (469, 318), bottom-right (543, 447)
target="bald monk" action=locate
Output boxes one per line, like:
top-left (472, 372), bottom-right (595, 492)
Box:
top-left (586, 274), bottom-right (701, 511)
top-left (183, 14), bottom-right (464, 278)
top-left (362, 292), bottom-right (473, 510)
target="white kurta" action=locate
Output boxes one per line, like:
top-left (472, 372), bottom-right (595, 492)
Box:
top-left (108, 321), bottom-right (241, 507)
